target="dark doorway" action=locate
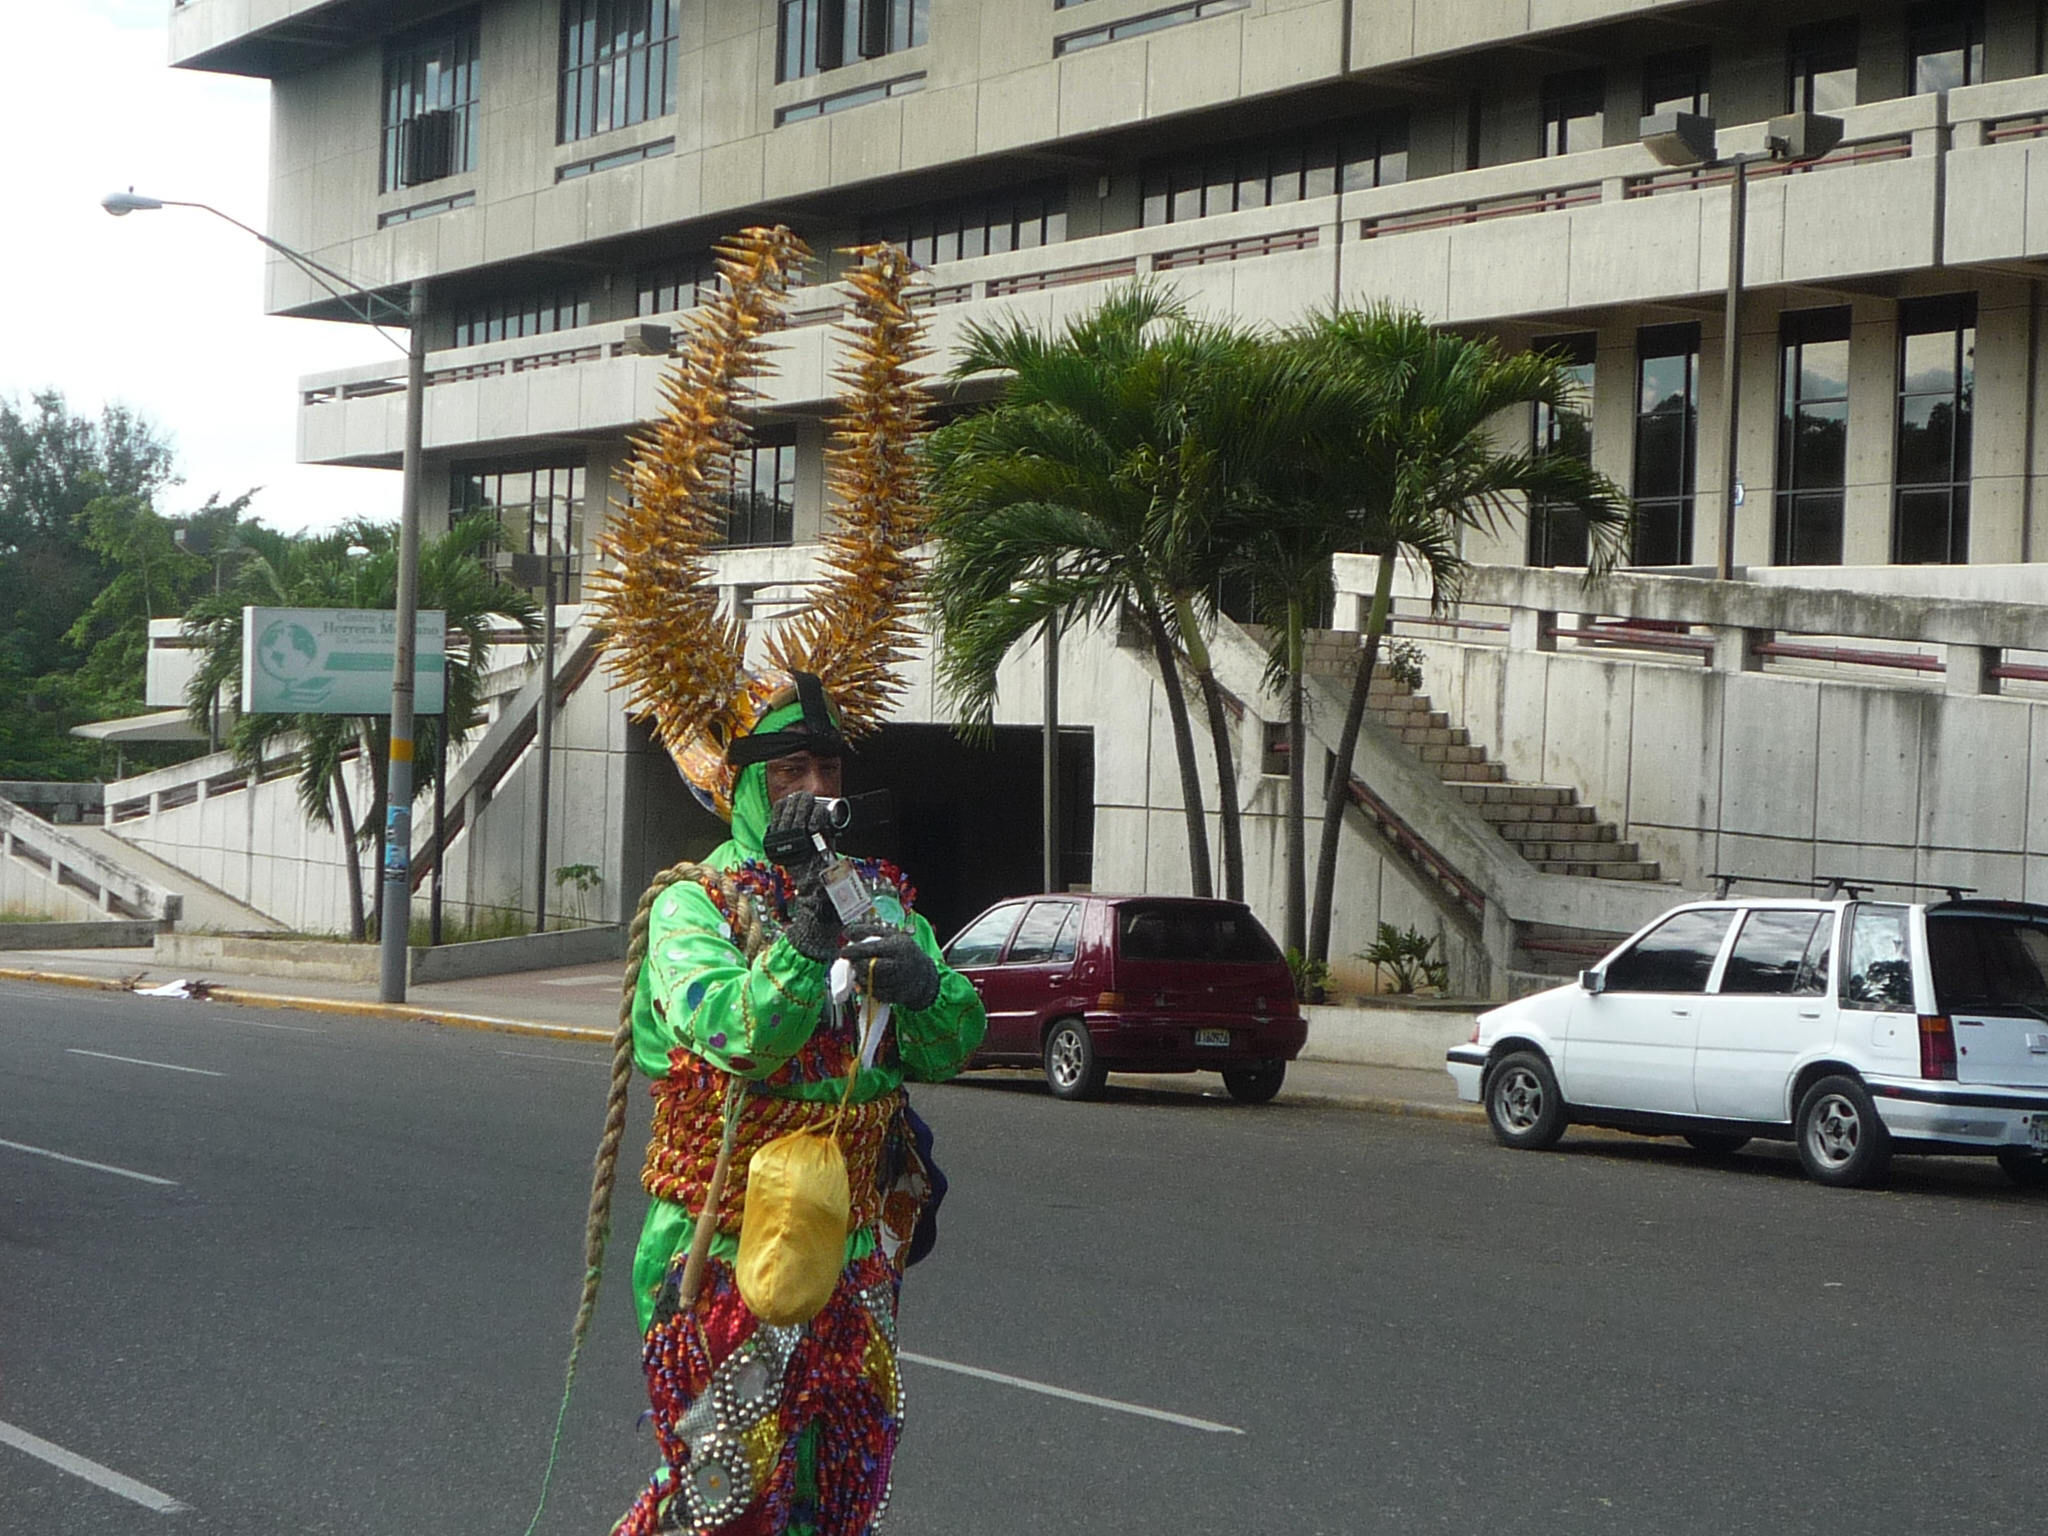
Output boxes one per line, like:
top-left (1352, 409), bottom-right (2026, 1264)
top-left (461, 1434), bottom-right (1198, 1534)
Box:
top-left (840, 723), bottom-right (1095, 943)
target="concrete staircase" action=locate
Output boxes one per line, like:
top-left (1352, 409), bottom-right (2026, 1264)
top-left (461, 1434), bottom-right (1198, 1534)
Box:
top-left (1361, 675), bottom-right (1662, 882)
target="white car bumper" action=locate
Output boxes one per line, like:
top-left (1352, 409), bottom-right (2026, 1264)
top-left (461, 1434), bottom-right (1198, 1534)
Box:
top-left (1866, 1076), bottom-right (2048, 1149)
top-left (1446, 1046), bottom-right (1486, 1104)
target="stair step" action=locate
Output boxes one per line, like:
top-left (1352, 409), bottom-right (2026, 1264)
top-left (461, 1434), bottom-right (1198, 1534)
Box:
top-left (1448, 781), bottom-right (1576, 805)
top-left (1418, 743), bottom-right (1486, 765)
top-left (1393, 723), bottom-right (1463, 746)
top-left (1479, 800), bottom-right (1598, 824)
top-left (1499, 820), bottom-right (1617, 843)
top-left (1513, 840), bottom-right (1640, 863)
top-left (1435, 760), bottom-right (1505, 783)
top-left (1535, 859), bottom-right (1663, 880)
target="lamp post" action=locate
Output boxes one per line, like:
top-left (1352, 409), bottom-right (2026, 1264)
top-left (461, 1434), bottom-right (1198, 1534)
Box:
top-left (1638, 111), bottom-right (1844, 580)
top-left (104, 189), bottom-right (429, 1002)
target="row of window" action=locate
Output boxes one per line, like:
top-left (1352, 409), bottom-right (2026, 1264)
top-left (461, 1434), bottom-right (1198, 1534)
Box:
top-left (1139, 113), bottom-right (1408, 226)
top-left (1538, 5), bottom-right (1985, 162)
top-left (777, 0), bottom-right (927, 83)
top-left (1529, 296), bottom-right (1977, 570)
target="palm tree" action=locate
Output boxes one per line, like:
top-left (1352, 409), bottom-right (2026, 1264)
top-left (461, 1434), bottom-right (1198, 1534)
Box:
top-left (925, 285), bottom-right (1227, 896)
top-left (1283, 306), bottom-right (1634, 970)
top-left (182, 515), bottom-right (538, 938)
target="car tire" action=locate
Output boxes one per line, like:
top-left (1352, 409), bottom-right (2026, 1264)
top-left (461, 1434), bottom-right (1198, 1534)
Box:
top-left (1683, 1132), bottom-right (1750, 1156)
top-left (1484, 1051), bottom-right (1567, 1150)
top-left (1042, 1019), bottom-right (1106, 1102)
top-left (1221, 1061), bottom-right (1286, 1104)
top-left (1996, 1148), bottom-right (2048, 1189)
top-left (1794, 1075), bottom-right (1892, 1188)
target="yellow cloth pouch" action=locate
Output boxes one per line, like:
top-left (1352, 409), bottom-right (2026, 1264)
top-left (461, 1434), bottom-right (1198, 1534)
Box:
top-left (735, 1128), bottom-right (850, 1326)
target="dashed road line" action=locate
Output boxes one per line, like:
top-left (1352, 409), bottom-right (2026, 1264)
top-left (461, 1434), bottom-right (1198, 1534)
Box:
top-left (898, 1352), bottom-right (1244, 1435)
top-left (0, 1136), bottom-right (178, 1186)
top-left (67, 1049), bottom-right (224, 1078)
top-left (0, 1417), bottom-right (189, 1513)
top-left (495, 1048), bottom-right (605, 1065)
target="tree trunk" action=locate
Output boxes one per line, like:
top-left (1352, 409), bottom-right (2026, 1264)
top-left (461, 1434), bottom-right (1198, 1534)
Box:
top-left (1284, 597), bottom-right (1307, 957)
top-left (1309, 550), bottom-right (1397, 968)
top-left (1138, 596), bottom-right (1213, 899)
top-left (331, 761), bottom-right (366, 942)
top-left (1173, 593), bottom-right (1243, 902)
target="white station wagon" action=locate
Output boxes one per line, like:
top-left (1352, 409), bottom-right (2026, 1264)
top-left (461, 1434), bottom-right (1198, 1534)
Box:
top-left (1447, 896), bottom-right (2048, 1188)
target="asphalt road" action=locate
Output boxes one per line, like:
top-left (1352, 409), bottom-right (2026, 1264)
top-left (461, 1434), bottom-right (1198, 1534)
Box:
top-left (3, 979), bottom-right (2044, 1536)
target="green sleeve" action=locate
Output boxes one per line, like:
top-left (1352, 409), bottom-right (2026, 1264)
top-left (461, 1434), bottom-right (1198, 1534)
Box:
top-left (634, 878), bottom-right (831, 1080)
top-left (892, 910), bottom-right (988, 1083)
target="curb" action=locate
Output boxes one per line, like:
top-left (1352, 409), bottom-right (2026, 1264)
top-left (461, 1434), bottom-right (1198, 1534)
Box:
top-left (0, 965), bottom-right (615, 1047)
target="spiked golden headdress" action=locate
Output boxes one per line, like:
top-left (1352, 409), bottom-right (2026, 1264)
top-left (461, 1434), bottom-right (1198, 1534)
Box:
top-left (588, 228), bottom-right (931, 818)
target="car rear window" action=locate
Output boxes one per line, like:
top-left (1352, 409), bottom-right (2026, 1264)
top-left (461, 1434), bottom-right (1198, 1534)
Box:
top-left (947, 902), bottom-right (1025, 966)
top-left (1841, 903), bottom-right (1914, 1010)
top-left (1719, 910), bottom-right (1831, 996)
top-left (1926, 912), bottom-right (2048, 1016)
top-left (1008, 902), bottom-right (1080, 964)
top-left (1117, 905), bottom-right (1281, 964)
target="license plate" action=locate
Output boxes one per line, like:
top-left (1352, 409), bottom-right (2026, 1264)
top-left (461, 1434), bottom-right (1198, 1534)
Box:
top-left (2031, 1115), bottom-right (2048, 1152)
top-left (1194, 1028), bottom-right (1230, 1048)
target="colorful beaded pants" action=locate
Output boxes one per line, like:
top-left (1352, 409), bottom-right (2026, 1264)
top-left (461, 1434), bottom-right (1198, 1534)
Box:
top-left (613, 1251), bottom-right (903, 1536)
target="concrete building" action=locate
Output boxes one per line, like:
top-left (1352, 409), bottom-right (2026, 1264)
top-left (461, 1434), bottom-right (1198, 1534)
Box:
top-left (98, 0), bottom-right (2048, 993)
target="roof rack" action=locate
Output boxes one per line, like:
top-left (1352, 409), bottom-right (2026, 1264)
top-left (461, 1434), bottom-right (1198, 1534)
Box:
top-left (1705, 872), bottom-right (1829, 900)
top-left (1707, 872), bottom-right (1979, 902)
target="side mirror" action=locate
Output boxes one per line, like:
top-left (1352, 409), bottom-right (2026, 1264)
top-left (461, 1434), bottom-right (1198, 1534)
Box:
top-left (1578, 969), bottom-right (1605, 995)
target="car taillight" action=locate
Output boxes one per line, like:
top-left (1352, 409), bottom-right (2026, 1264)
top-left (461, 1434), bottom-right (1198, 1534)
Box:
top-left (1097, 992), bottom-right (1124, 1008)
top-left (1468, 1021), bottom-right (1481, 1044)
top-left (1918, 1014), bottom-right (1957, 1080)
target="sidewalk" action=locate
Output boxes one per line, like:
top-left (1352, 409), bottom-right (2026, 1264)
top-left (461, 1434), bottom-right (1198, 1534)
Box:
top-left (0, 945), bottom-right (1473, 1120)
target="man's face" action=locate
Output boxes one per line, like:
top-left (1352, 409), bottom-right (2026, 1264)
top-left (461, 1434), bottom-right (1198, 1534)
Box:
top-left (762, 748), bottom-right (843, 807)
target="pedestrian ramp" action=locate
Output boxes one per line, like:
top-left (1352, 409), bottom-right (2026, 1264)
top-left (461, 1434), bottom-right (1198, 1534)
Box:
top-left (61, 823), bottom-right (283, 933)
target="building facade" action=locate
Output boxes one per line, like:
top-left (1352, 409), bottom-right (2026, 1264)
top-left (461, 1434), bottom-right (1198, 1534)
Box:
top-left (149, 0), bottom-right (2048, 990)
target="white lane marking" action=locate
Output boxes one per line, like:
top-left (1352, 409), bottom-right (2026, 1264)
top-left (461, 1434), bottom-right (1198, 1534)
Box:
top-left (0, 1137), bottom-right (177, 1186)
top-left (495, 1049), bottom-right (604, 1065)
top-left (67, 1050), bottom-right (225, 1078)
top-left (209, 1016), bottom-right (319, 1034)
top-left (0, 1418), bottom-right (190, 1513)
top-left (898, 1352), bottom-right (1244, 1435)
top-left (536, 975), bottom-right (621, 988)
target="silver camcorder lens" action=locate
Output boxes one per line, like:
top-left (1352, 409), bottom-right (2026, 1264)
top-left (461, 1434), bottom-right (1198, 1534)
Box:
top-left (818, 796), bottom-right (853, 830)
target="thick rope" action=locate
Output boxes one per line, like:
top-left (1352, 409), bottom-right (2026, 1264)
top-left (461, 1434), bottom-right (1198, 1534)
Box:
top-left (524, 859), bottom-right (759, 1536)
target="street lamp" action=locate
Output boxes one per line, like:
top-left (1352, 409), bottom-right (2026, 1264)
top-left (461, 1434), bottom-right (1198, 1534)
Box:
top-left (105, 188), bottom-right (431, 1003)
top-left (1638, 110), bottom-right (1845, 580)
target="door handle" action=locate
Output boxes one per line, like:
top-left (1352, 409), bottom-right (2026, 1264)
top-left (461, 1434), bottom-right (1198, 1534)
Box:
top-left (1797, 1009), bottom-right (1822, 1020)
top-left (1048, 973), bottom-right (1068, 985)
top-left (1670, 1008), bottom-right (1693, 1017)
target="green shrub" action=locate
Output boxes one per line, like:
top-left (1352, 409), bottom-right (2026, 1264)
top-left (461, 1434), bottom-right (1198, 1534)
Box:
top-left (1360, 922), bottom-right (1449, 995)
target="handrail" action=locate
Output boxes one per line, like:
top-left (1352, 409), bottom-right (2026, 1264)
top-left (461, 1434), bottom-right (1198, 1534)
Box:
top-left (1753, 640), bottom-right (1944, 672)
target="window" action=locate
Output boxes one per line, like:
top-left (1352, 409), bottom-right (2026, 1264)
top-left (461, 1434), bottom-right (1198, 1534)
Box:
top-left (867, 181), bottom-right (1069, 264)
top-left (1840, 904), bottom-right (1914, 1010)
top-left (1893, 294), bottom-right (1975, 565)
top-left (1056, 0), bottom-right (1248, 56)
top-left (638, 254), bottom-right (720, 315)
top-left (1774, 307), bottom-right (1852, 566)
top-left (1788, 18), bottom-right (1857, 114)
top-left (1926, 911), bottom-right (2048, 1014)
top-left (1117, 904), bottom-right (1281, 964)
top-left (557, 136), bottom-right (675, 181)
top-left (721, 443), bottom-right (797, 548)
top-left (452, 460), bottom-right (586, 597)
top-left (450, 286), bottom-right (593, 349)
top-left (1643, 48), bottom-right (1709, 119)
top-left (1632, 323), bottom-right (1700, 566)
top-left (778, 0), bottom-right (928, 83)
top-left (1719, 910), bottom-right (1831, 996)
top-left (776, 72), bottom-right (924, 124)
top-left (1528, 334), bottom-right (1596, 568)
top-left (559, 0), bottom-right (680, 143)
top-left (946, 902), bottom-right (1025, 965)
top-left (382, 11), bottom-right (481, 194)
top-left (1907, 1), bottom-right (1983, 95)
top-left (1007, 902), bottom-right (1080, 964)
top-left (1540, 69), bottom-right (1604, 157)
top-left (1603, 909), bottom-right (1734, 993)
top-left (1139, 113), bottom-right (1408, 227)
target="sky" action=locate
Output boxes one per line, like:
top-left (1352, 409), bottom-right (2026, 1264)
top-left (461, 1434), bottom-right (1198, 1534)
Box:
top-left (0, 1), bottom-right (391, 533)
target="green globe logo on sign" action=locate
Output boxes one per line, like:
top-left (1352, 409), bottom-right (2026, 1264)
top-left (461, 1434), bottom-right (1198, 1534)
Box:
top-left (255, 618), bottom-right (333, 708)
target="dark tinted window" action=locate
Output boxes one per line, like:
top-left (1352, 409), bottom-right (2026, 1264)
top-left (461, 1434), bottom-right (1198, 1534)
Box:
top-left (1603, 909), bottom-right (1734, 993)
top-left (1720, 910), bottom-right (1830, 996)
top-left (1926, 912), bottom-right (2048, 1013)
top-left (946, 903), bottom-right (1025, 966)
top-left (1118, 905), bottom-right (1281, 964)
top-left (1007, 902), bottom-right (1080, 964)
top-left (1841, 904), bottom-right (1914, 1010)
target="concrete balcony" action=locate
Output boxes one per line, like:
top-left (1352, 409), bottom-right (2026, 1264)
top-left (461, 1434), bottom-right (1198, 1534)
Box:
top-left (295, 87), bottom-right (2000, 469)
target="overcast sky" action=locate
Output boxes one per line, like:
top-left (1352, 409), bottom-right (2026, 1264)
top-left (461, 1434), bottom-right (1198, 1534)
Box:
top-left (1, 1), bottom-right (390, 533)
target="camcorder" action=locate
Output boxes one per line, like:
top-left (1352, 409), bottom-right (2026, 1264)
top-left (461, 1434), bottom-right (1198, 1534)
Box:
top-left (763, 790), bottom-right (892, 864)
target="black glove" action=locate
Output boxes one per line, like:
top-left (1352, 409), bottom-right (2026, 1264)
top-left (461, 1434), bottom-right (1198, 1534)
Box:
top-left (783, 889), bottom-right (843, 964)
top-left (764, 791), bottom-right (833, 889)
top-left (839, 922), bottom-right (941, 1011)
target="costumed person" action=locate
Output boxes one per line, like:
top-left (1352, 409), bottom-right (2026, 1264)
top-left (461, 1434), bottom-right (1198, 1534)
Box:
top-left (550, 228), bottom-right (984, 1536)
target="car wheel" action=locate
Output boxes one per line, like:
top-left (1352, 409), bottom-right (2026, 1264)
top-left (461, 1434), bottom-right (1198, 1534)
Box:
top-left (1042, 1019), bottom-right (1105, 1102)
top-left (1683, 1132), bottom-right (1750, 1156)
top-left (1221, 1061), bottom-right (1286, 1104)
top-left (1484, 1051), bottom-right (1566, 1150)
top-left (1794, 1075), bottom-right (1891, 1188)
top-left (1996, 1148), bottom-right (2048, 1189)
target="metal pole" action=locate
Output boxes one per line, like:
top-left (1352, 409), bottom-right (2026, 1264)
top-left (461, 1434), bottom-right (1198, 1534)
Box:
top-left (378, 277), bottom-right (428, 1002)
top-left (1716, 155), bottom-right (1748, 581)
top-left (1041, 610), bottom-right (1060, 892)
top-left (534, 553), bottom-right (557, 934)
top-left (431, 659), bottom-right (447, 947)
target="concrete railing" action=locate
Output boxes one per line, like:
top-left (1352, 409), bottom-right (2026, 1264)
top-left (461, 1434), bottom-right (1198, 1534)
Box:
top-left (0, 794), bottom-right (183, 925)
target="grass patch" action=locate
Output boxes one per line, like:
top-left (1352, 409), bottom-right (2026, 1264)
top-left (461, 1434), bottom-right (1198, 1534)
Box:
top-left (0, 905), bottom-right (65, 923)
top-left (409, 906), bottom-right (532, 947)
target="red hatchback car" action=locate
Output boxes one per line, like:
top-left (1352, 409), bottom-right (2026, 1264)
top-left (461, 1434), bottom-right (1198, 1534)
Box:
top-left (942, 893), bottom-right (1308, 1103)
